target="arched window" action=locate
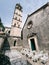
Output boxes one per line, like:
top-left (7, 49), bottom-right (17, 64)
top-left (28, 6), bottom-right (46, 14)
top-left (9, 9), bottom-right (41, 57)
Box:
top-left (19, 18), bottom-right (20, 21)
top-left (15, 17), bottom-right (17, 20)
top-left (8, 31), bottom-right (10, 34)
top-left (27, 21), bottom-right (33, 29)
top-left (14, 23), bottom-right (16, 27)
top-left (14, 40), bottom-right (16, 46)
top-left (18, 24), bottom-right (20, 28)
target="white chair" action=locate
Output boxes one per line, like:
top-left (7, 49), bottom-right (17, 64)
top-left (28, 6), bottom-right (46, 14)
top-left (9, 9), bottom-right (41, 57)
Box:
top-left (21, 48), bottom-right (30, 55)
top-left (27, 50), bottom-right (34, 59)
top-left (31, 51), bottom-right (43, 62)
top-left (40, 53), bottom-right (49, 64)
top-left (21, 48), bottom-right (25, 55)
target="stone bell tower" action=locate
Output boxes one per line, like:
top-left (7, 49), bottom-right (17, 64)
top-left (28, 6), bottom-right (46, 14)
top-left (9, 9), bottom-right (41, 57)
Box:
top-left (10, 3), bottom-right (22, 37)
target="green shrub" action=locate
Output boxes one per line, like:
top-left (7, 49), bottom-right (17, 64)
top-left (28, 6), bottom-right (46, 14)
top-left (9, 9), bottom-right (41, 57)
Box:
top-left (0, 18), bottom-right (5, 32)
top-left (0, 53), bottom-right (11, 65)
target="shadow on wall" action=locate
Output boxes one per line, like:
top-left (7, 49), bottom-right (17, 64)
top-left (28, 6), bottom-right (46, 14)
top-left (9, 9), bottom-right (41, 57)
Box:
top-left (0, 53), bottom-right (11, 65)
top-left (1, 37), bottom-right (10, 53)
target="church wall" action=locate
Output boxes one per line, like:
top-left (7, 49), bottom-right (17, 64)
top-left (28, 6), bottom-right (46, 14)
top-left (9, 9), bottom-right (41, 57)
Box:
top-left (10, 27), bottom-right (21, 37)
top-left (5, 27), bottom-right (11, 34)
top-left (23, 5), bottom-right (49, 51)
top-left (0, 35), bottom-right (23, 51)
top-left (6, 37), bottom-right (23, 48)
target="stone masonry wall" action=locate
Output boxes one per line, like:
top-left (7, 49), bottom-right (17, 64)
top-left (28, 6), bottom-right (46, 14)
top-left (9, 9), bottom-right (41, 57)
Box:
top-left (23, 5), bottom-right (49, 51)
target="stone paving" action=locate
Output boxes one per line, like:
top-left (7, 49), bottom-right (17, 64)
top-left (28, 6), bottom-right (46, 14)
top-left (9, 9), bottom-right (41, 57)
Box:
top-left (5, 50), bottom-right (28, 65)
top-left (5, 49), bottom-right (49, 65)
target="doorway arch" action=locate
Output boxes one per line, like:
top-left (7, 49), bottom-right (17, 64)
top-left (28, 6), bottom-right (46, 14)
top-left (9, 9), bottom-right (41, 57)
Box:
top-left (28, 36), bottom-right (39, 51)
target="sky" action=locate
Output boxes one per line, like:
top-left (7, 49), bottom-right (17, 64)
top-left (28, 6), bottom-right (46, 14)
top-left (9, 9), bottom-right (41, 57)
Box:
top-left (0, 0), bottom-right (49, 27)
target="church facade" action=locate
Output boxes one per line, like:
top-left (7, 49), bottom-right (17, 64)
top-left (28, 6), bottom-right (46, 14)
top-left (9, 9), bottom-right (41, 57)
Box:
top-left (22, 2), bottom-right (49, 51)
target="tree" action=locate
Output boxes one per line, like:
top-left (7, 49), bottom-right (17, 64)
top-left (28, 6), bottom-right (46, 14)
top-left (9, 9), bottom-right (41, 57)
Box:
top-left (0, 18), bottom-right (5, 31)
top-left (0, 53), bottom-right (11, 65)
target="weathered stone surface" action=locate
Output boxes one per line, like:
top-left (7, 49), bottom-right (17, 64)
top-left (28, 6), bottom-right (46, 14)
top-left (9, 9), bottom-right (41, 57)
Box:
top-left (23, 5), bottom-right (49, 51)
top-left (5, 50), bottom-right (27, 65)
